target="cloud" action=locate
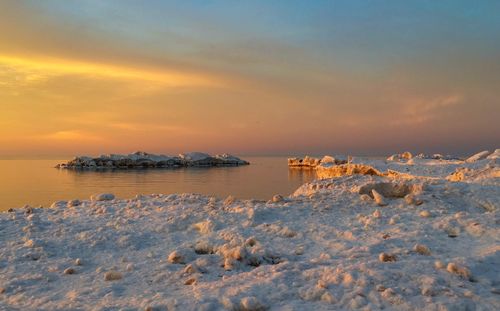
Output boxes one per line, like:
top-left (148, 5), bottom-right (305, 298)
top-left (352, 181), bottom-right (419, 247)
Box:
top-left (38, 130), bottom-right (104, 142)
top-left (391, 95), bottom-right (463, 126)
top-left (0, 54), bottom-right (224, 89)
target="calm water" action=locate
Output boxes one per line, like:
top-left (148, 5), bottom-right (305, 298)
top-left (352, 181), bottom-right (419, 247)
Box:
top-left (0, 157), bottom-right (316, 212)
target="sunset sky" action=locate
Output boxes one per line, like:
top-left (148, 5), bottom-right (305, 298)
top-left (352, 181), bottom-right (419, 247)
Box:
top-left (1, 0), bottom-right (499, 157)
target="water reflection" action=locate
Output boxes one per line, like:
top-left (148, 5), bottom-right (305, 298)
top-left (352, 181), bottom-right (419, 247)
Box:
top-left (0, 157), bottom-right (317, 211)
top-left (288, 167), bottom-right (317, 184)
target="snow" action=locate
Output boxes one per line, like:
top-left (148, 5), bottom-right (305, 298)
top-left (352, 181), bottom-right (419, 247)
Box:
top-left (0, 153), bottom-right (499, 310)
top-left (466, 150), bottom-right (491, 163)
top-left (288, 156), bottom-right (346, 168)
top-left (179, 152), bottom-right (212, 162)
top-left (487, 149), bottom-right (500, 160)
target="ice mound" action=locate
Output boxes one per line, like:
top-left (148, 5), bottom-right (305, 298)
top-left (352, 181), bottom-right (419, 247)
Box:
top-left (386, 151), bottom-right (413, 162)
top-left (465, 150), bottom-right (492, 163)
top-left (447, 164), bottom-right (500, 183)
top-left (315, 163), bottom-right (383, 179)
top-left (288, 155), bottom-right (346, 168)
top-left (358, 181), bottom-right (424, 198)
top-left (487, 149), bottom-right (500, 160)
top-left (56, 151), bottom-right (249, 169)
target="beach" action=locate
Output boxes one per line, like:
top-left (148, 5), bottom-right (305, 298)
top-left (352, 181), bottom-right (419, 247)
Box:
top-left (1, 153), bottom-right (498, 310)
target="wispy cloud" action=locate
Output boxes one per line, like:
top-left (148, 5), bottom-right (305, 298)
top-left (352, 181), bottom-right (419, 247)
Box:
top-left (392, 94), bottom-right (463, 125)
top-left (38, 130), bottom-right (104, 142)
top-left (0, 54), bottom-right (224, 88)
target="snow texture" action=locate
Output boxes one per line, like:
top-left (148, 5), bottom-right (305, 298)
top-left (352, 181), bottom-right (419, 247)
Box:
top-left (1, 152), bottom-right (499, 310)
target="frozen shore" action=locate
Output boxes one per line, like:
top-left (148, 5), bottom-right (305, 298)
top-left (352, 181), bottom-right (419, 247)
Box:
top-left (56, 151), bottom-right (249, 169)
top-left (1, 151), bottom-right (499, 310)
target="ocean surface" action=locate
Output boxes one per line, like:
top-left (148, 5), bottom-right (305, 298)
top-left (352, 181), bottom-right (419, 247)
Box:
top-left (0, 156), bottom-right (317, 212)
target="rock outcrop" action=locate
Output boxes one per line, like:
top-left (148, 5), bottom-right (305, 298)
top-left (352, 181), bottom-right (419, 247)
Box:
top-left (56, 151), bottom-right (249, 169)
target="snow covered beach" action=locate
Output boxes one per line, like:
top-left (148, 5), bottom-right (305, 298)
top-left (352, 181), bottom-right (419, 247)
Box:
top-left (1, 151), bottom-right (499, 310)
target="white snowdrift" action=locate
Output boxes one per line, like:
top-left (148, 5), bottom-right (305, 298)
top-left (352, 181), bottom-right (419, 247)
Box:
top-left (0, 154), bottom-right (499, 310)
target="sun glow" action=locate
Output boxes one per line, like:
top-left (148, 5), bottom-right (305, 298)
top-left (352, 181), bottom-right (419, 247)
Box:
top-left (0, 54), bottom-right (223, 87)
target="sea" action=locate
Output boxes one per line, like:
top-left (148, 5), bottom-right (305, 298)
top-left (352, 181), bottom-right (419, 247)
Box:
top-left (0, 156), bottom-right (317, 212)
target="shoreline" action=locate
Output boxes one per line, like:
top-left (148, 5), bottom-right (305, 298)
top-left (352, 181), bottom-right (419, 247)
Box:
top-left (0, 155), bottom-right (498, 310)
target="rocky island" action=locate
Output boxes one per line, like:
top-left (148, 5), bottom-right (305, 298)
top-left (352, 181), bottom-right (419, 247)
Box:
top-left (56, 151), bottom-right (249, 169)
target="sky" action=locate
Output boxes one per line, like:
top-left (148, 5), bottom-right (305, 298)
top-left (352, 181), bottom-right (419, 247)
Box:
top-left (0, 0), bottom-right (499, 157)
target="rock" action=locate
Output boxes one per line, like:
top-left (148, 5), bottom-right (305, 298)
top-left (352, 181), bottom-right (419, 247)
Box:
top-left (184, 277), bottom-right (196, 285)
top-left (446, 263), bottom-right (472, 280)
top-left (64, 268), bottom-right (75, 275)
top-left (24, 239), bottom-right (35, 248)
top-left (50, 201), bottom-right (67, 209)
top-left (465, 150), bottom-right (491, 162)
top-left (239, 296), bottom-right (266, 311)
top-left (244, 237), bottom-right (256, 247)
top-left (57, 152), bottom-right (249, 169)
top-left (359, 182), bottom-right (420, 199)
top-left (223, 258), bottom-right (235, 271)
top-left (387, 154), bottom-right (398, 161)
top-left (405, 194), bottom-right (423, 206)
top-left (193, 220), bottom-right (216, 234)
top-left (421, 286), bottom-right (436, 297)
top-left (372, 190), bottom-right (387, 206)
top-left (373, 209), bottom-right (381, 218)
top-left (194, 241), bottom-right (214, 254)
top-left (183, 264), bottom-right (198, 274)
top-left (287, 156), bottom-right (321, 168)
top-left (413, 244), bottom-right (431, 255)
top-left (379, 252), bottom-right (397, 262)
top-left (215, 153), bottom-right (250, 165)
top-left (434, 260), bottom-right (445, 269)
top-left (446, 227), bottom-right (460, 238)
top-left (401, 151), bottom-right (413, 160)
top-left (294, 246), bottom-right (304, 255)
top-left (224, 195), bottom-right (235, 206)
top-left (387, 151), bottom-right (412, 161)
top-left (67, 199), bottom-right (81, 207)
top-left (320, 292), bottom-right (336, 304)
top-left (360, 194), bottom-right (371, 202)
top-left (179, 152), bottom-right (211, 162)
top-left (419, 210), bottom-right (431, 218)
top-left (91, 193), bottom-right (115, 201)
top-left (168, 251), bottom-right (185, 264)
top-left (271, 194), bottom-right (284, 203)
top-left (104, 271), bottom-right (123, 281)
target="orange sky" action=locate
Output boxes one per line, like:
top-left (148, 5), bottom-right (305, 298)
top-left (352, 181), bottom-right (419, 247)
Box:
top-left (0, 1), bottom-right (499, 157)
